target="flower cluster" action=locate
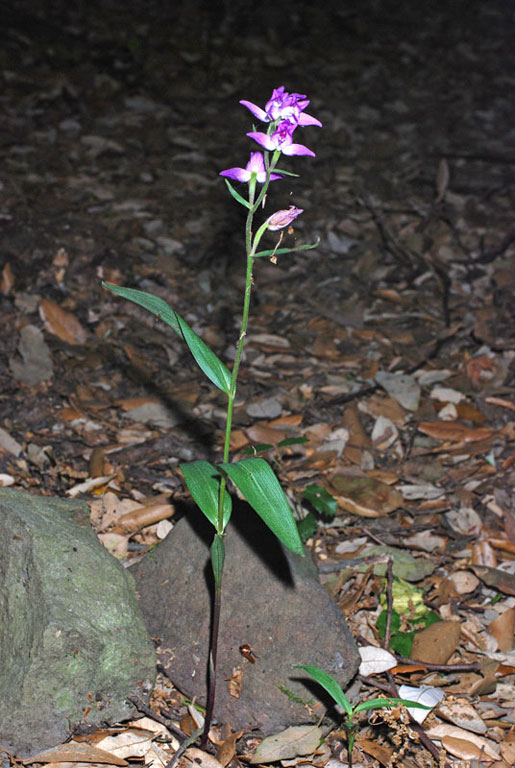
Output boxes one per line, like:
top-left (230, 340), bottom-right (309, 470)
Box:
top-left (220, 86), bottom-right (321, 184)
top-left (241, 86), bottom-right (322, 129)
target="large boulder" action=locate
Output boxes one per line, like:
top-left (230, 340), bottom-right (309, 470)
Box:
top-left (132, 506), bottom-right (360, 733)
top-left (0, 488), bottom-right (156, 758)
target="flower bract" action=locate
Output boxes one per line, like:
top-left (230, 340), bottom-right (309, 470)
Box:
top-left (220, 151), bottom-right (283, 183)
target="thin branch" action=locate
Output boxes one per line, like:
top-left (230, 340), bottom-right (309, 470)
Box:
top-left (394, 657), bottom-right (481, 673)
top-left (384, 557), bottom-right (394, 650)
top-left (127, 695), bottom-right (187, 740)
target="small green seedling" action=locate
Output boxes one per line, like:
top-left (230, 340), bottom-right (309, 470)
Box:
top-left (294, 665), bottom-right (430, 767)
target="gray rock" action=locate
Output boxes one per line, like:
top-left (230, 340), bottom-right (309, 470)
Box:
top-left (131, 507), bottom-right (359, 734)
top-left (0, 489), bottom-right (156, 758)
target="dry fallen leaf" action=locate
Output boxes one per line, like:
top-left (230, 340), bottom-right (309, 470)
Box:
top-left (358, 646), bottom-right (397, 676)
top-left (39, 298), bottom-right (88, 345)
top-left (449, 570), bottom-right (480, 595)
top-left (250, 725), bottom-right (323, 763)
top-left (1, 262), bottom-right (14, 295)
top-left (96, 725), bottom-right (158, 759)
top-left (437, 698), bottom-right (487, 734)
top-left (417, 420), bottom-right (494, 444)
top-left (329, 474), bottom-right (403, 518)
top-left (22, 740), bottom-right (128, 765)
top-left (111, 501), bottom-right (175, 534)
top-left (396, 685), bottom-right (445, 724)
top-left (215, 728), bottom-right (244, 767)
top-left (472, 565), bottom-right (515, 596)
top-left (184, 747), bottom-right (224, 768)
top-left (487, 606), bottom-right (515, 652)
top-left (226, 666), bottom-right (243, 699)
top-left (425, 724), bottom-right (499, 760)
top-left (410, 620), bottom-right (461, 664)
top-left (442, 735), bottom-right (495, 761)
top-left (357, 735), bottom-right (393, 765)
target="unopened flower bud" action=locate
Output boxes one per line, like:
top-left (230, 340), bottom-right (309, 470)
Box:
top-left (266, 205), bottom-right (304, 231)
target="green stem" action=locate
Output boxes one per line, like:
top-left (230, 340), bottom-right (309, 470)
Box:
top-left (201, 162), bottom-right (276, 746)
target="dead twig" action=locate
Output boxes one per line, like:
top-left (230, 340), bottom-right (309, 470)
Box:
top-left (394, 657), bottom-right (481, 673)
top-left (127, 694), bottom-right (188, 740)
top-left (384, 557), bottom-right (394, 650)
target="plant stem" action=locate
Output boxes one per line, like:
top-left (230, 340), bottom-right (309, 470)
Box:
top-left (200, 161), bottom-right (276, 747)
top-left (200, 568), bottom-right (222, 748)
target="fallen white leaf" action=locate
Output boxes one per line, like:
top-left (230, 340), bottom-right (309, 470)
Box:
top-left (359, 646), bottom-right (397, 676)
top-left (430, 386), bottom-right (464, 403)
top-left (398, 685), bottom-right (445, 723)
top-left (250, 725), bottom-right (323, 764)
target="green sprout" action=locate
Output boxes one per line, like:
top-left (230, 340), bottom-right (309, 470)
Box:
top-left (294, 665), bottom-right (430, 767)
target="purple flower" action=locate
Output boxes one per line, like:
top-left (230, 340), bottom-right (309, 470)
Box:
top-left (266, 205), bottom-right (304, 231)
top-left (219, 151), bottom-right (283, 183)
top-left (247, 120), bottom-right (315, 157)
top-left (240, 86), bottom-right (322, 128)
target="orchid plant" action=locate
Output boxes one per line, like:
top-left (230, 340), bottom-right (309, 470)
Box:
top-left (103, 86), bottom-right (321, 746)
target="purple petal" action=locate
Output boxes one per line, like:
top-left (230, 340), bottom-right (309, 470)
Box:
top-left (240, 100), bottom-right (269, 122)
top-left (246, 131), bottom-right (275, 150)
top-left (282, 143), bottom-right (315, 157)
top-left (219, 167), bottom-right (250, 182)
top-left (297, 112), bottom-right (323, 127)
top-left (246, 152), bottom-right (266, 174)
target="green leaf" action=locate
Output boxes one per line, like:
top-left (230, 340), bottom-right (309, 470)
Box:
top-left (302, 485), bottom-right (338, 518)
top-left (354, 697), bottom-right (431, 714)
top-left (389, 632), bottom-right (415, 657)
top-left (102, 283), bottom-right (232, 394)
top-left (210, 534), bottom-right (225, 584)
top-left (277, 436), bottom-right (310, 448)
top-left (376, 609), bottom-right (401, 638)
top-left (253, 240), bottom-right (320, 259)
top-left (180, 460), bottom-right (231, 531)
top-left (297, 512), bottom-right (317, 543)
top-left (244, 443), bottom-right (274, 455)
top-left (219, 458), bottom-right (304, 555)
top-left (293, 665), bottom-right (352, 717)
top-left (223, 179), bottom-right (251, 209)
top-left (271, 168), bottom-right (300, 178)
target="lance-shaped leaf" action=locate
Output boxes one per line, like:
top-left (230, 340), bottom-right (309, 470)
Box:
top-left (253, 240), bottom-right (320, 259)
top-left (223, 179), bottom-right (251, 209)
top-left (103, 283), bottom-right (231, 394)
top-left (219, 458), bottom-right (303, 555)
top-left (180, 460), bottom-right (232, 531)
top-left (294, 665), bottom-right (352, 716)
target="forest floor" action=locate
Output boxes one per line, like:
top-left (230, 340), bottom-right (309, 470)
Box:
top-left (1, 0), bottom-right (514, 765)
